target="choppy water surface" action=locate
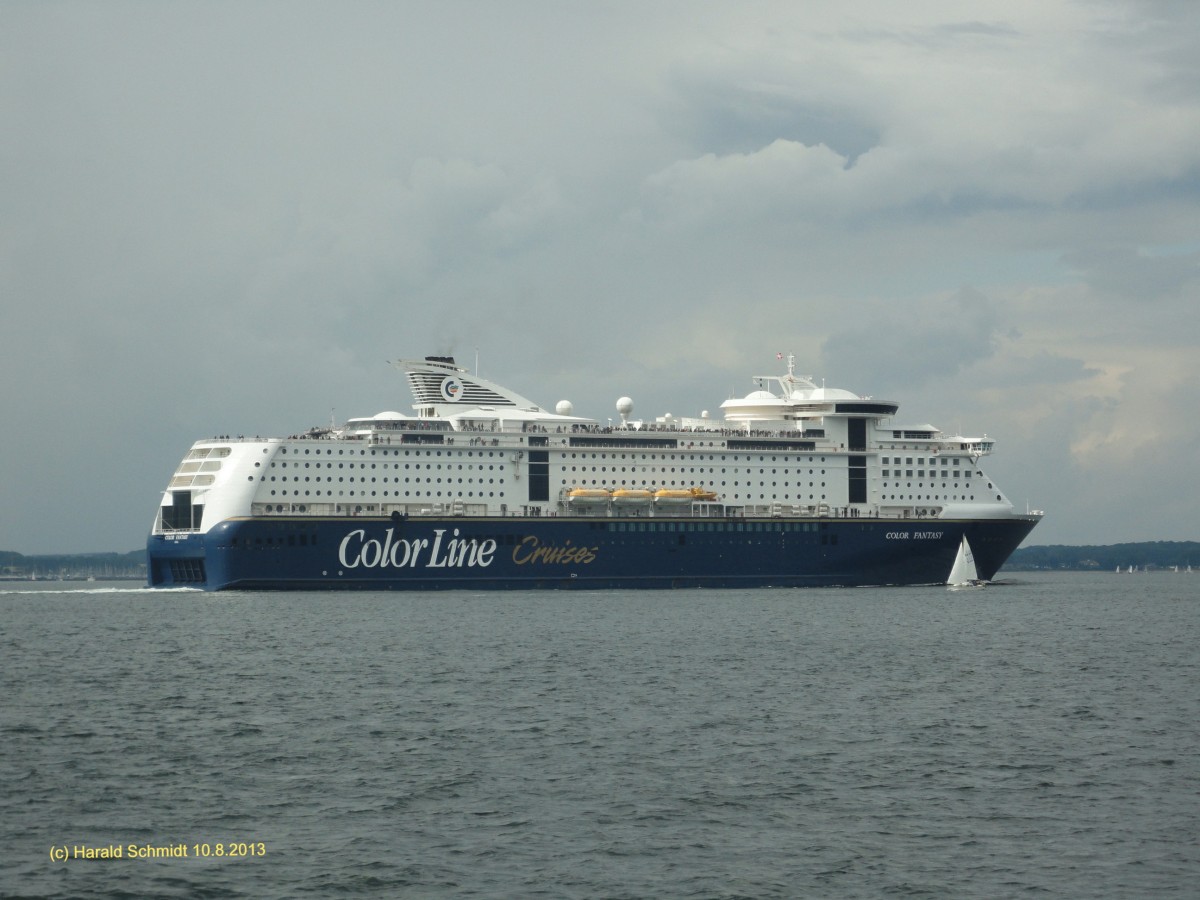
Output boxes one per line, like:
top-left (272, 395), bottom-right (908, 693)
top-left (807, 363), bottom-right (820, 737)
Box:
top-left (2, 572), bottom-right (1198, 898)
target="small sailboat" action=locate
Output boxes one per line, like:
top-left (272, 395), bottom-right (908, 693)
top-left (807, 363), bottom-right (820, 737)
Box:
top-left (947, 536), bottom-right (985, 589)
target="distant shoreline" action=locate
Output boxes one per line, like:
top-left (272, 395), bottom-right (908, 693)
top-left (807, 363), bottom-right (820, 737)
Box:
top-left (4, 541), bottom-right (1198, 578)
top-left (0, 549), bottom-right (146, 581)
top-left (1004, 540), bottom-right (1199, 572)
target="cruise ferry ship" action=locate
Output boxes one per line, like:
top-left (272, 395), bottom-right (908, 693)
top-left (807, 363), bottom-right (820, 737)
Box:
top-left (146, 355), bottom-right (1042, 590)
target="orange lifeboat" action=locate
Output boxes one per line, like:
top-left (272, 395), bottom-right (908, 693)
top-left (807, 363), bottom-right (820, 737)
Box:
top-left (653, 487), bottom-right (718, 503)
top-left (611, 489), bottom-right (653, 504)
top-left (653, 489), bottom-right (695, 504)
top-left (567, 488), bottom-right (611, 504)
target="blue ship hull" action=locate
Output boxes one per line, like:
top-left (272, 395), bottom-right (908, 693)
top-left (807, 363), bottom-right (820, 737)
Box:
top-left (146, 514), bottom-right (1040, 590)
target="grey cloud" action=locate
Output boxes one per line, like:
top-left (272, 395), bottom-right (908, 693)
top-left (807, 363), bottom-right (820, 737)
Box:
top-left (985, 353), bottom-right (1102, 388)
top-left (1062, 246), bottom-right (1200, 302)
top-left (820, 288), bottom-right (1005, 391)
top-left (663, 75), bottom-right (881, 162)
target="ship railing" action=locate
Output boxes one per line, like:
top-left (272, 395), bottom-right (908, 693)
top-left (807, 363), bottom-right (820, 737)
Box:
top-left (153, 523), bottom-right (200, 535)
top-left (254, 502), bottom-right (402, 517)
top-left (251, 501), bottom-right (495, 518)
top-left (198, 435), bottom-right (276, 443)
top-left (248, 500), bottom-right (950, 521)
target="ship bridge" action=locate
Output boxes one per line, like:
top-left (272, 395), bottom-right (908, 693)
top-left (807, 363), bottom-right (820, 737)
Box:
top-left (719, 354), bottom-right (898, 433)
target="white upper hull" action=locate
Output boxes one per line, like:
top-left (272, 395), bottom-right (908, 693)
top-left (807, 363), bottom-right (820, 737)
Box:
top-left (151, 354), bottom-right (1043, 537)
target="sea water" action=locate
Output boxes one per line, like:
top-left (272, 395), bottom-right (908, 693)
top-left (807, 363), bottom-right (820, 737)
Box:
top-left (2, 572), bottom-right (1198, 898)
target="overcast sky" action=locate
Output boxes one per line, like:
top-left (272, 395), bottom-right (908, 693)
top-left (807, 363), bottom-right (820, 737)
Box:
top-left (3, 0), bottom-right (1198, 554)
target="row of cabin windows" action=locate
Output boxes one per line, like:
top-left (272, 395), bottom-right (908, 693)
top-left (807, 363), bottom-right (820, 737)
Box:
top-left (267, 476), bottom-right (503, 485)
top-left (881, 456), bottom-right (960, 466)
top-left (266, 460), bottom-right (833, 477)
top-left (281, 447), bottom-right (503, 457)
top-left (884, 494), bottom-right (977, 501)
top-left (883, 494), bottom-right (1004, 502)
top-left (268, 489), bottom-right (505, 499)
top-left (274, 445), bottom-right (995, 471)
top-left (279, 445), bottom-right (833, 464)
top-left (882, 469), bottom-right (973, 478)
top-left (269, 461), bottom-right (502, 470)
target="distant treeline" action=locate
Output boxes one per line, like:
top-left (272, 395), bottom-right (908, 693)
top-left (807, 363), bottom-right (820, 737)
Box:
top-left (1005, 541), bottom-right (1200, 571)
top-left (0, 549), bottom-right (146, 580)
top-left (2, 542), bottom-right (1197, 578)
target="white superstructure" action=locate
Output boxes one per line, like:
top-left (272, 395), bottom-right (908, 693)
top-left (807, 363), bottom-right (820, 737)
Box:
top-left (151, 354), bottom-right (1039, 537)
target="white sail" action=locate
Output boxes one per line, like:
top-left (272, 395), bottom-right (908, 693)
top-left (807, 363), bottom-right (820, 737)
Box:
top-left (947, 536), bottom-right (982, 587)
